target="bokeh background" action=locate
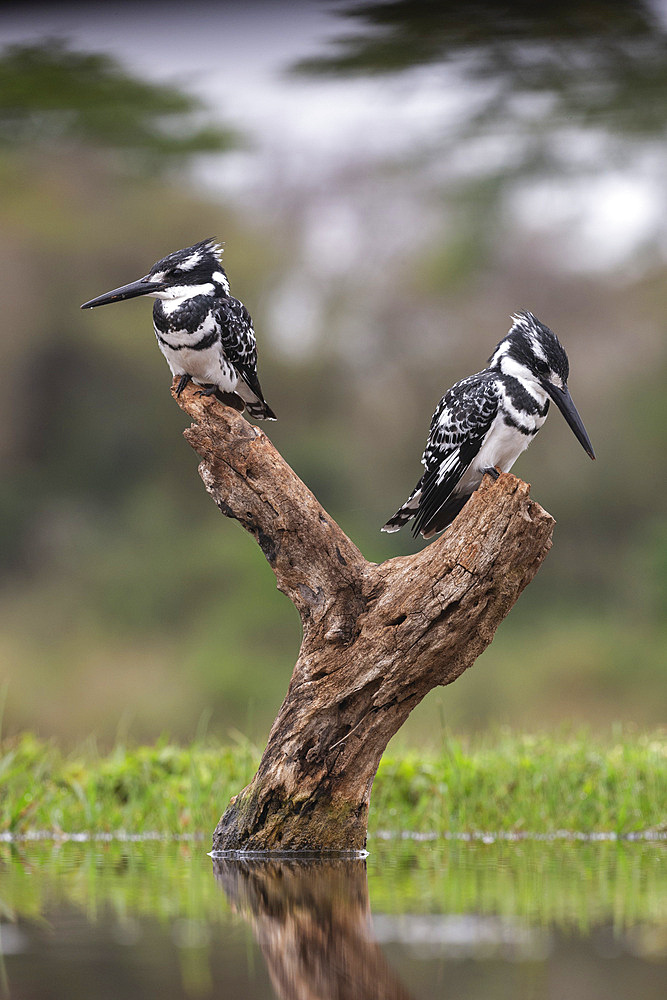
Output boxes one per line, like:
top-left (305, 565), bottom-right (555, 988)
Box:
top-left (1, 0), bottom-right (665, 748)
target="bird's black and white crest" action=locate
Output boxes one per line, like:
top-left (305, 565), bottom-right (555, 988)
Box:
top-left (147, 238), bottom-right (231, 298)
top-left (487, 310), bottom-right (569, 389)
top-left (382, 310), bottom-right (594, 539)
top-left (81, 238), bottom-right (276, 420)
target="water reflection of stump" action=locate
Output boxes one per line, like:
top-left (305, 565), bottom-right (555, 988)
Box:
top-left (213, 857), bottom-right (414, 1000)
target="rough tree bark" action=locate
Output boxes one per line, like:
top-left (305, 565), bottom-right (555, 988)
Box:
top-left (171, 380), bottom-right (555, 853)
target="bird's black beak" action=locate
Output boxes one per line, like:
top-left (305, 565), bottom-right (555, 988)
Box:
top-left (80, 276), bottom-right (168, 309)
top-left (544, 382), bottom-right (596, 460)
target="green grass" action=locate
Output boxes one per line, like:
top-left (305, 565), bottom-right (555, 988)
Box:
top-left (1, 729), bottom-right (665, 838)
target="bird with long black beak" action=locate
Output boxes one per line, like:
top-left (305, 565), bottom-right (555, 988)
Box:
top-left (81, 238), bottom-right (276, 420)
top-left (383, 311), bottom-right (595, 538)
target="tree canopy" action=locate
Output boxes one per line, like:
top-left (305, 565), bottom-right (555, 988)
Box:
top-left (0, 40), bottom-right (238, 168)
top-left (294, 0), bottom-right (667, 135)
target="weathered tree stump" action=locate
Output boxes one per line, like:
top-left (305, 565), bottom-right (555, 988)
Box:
top-left (172, 380), bottom-right (554, 852)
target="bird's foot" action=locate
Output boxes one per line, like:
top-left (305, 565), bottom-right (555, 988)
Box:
top-left (194, 383), bottom-right (218, 398)
top-left (175, 374), bottom-right (191, 397)
top-left (483, 466), bottom-right (501, 481)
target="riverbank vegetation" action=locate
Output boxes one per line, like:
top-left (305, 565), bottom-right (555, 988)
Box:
top-left (2, 730), bottom-right (664, 838)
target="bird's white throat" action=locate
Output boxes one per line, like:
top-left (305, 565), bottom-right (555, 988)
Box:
top-left (152, 283), bottom-right (217, 312)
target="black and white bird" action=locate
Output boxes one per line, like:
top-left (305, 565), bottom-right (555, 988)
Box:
top-left (382, 311), bottom-right (595, 538)
top-left (81, 238), bottom-right (276, 420)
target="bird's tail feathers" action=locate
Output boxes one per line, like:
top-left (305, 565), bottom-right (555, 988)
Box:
top-left (236, 375), bottom-right (277, 420)
top-left (381, 484), bottom-right (422, 533)
top-left (414, 492), bottom-right (470, 538)
top-left (245, 398), bottom-right (277, 420)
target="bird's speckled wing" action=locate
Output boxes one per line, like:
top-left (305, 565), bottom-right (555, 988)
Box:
top-left (215, 295), bottom-right (269, 399)
top-left (412, 372), bottom-right (499, 536)
top-left (215, 295), bottom-right (275, 419)
top-left (216, 296), bottom-right (257, 376)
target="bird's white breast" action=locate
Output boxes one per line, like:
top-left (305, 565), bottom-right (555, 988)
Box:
top-left (154, 317), bottom-right (238, 391)
top-left (458, 406), bottom-right (546, 495)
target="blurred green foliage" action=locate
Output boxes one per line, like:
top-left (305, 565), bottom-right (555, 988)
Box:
top-left (0, 731), bottom-right (257, 835)
top-left (0, 40), bottom-right (237, 167)
top-left (1, 730), bottom-right (665, 836)
top-left (296, 0), bottom-right (667, 137)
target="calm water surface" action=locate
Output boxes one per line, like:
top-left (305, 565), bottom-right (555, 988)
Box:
top-left (1, 838), bottom-right (665, 999)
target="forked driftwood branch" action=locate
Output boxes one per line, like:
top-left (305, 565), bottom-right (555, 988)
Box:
top-left (172, 380), bottom-right (555, 852)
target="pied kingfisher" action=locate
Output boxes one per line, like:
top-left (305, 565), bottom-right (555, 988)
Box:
top-left (382, 311), bottom-right (595, 538)
top-left (81, 238), bottom-right (276, 420)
